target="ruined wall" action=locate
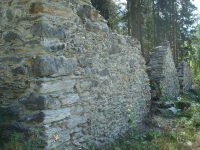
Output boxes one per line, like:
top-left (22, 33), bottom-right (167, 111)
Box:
top-left (177, 61), bottom-right (192, 92)
top-left (147, 40), bottom-right (180, 98)
top-left (0, 0), bottom-right (151, 149)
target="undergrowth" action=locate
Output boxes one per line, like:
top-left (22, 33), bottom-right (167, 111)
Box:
top-left (1, 127), bottom-right (42, 150)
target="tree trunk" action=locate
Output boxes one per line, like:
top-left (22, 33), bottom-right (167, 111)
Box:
top-left (137, 0), bottom-right (141, 40)
top-left (172, 0), bottom-right (177, 65)
top-left (137, 0), bottom-right (144, 56)
top-left (104, 0), bottom-right (107, 18)
top-left (170, 0), bottom-right (172, 49)
top-left (176, 7), bottom-right (178, 64)
top-left (153, 0), bottom-right (155, 47)
top-left (102, 0), bottom-right (104, 17)
top-left (131, 0), bottom-right (137, 37)
top-left (156, 0), bottom-right (160, 46)
top-left (127, 0), bottom-right (131, 36)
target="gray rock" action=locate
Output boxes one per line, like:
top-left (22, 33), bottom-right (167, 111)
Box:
top-left (66, 115), bottom-right (87, 129)
top-left (3, 46), bottom-right (15, 54)
top-left (55, 56), bottom-right (77, 75)
top-left (1, 99), bottom-right (11, 105)
top-left (109, 44), bottom-right (120, 55)
top-left (85, 68), bottom-right (95, 76)
top-left (112, 33), bottom-right (120, 39)
top-left (11, 66), bottom-right (27, 75)
top-left (118, 39), bottom-right (127, 45)
top-left (21, 95), bottom-right (61, 110)
top-left (34, 80), bottom-right (76, 94)
top-left (0, 56), bottom-right (22, 63)
top-left (3, 31), bottom-right (21, 42)
top-left (92, 25), bottom-right (100, 33)
top-left (0, 64), bottom-right (7, 69)
top-left (167, 107), bottom-right (177, 114)
top-left (78, 55), bottom-right (88, 67)
top-left (0, 12), bottom-right (3, 23)
top-left (89, 78), bottom-right (99, 87)
top-left (101, 27), bottom-right (108, 33)
top-left (42, 108), bottom-right (71, 124)
top-left (59, 93), bottom-right (79, 106)
top-left (30, 21), bottom-right (66, 39)
top-left (164, 101), bottom-right (174, 108)
top-left (129, 59), bottom-right (136, 68)
top-left (85, 22), bottom-right (92, 31)
top-left (26, 112), bottom-right (45, 123)
top-left (3, 93), bottom-right (17, 99)
top-left (49, 44), bottom-right (65, 51)
top-left (16, 16), bottom-right (42, 24)
top-left (31, 56), bottom-right (57, 77)
top-left (70, 47), bottom-right (82, 53)
top-left (79, 82), bottom-right (91, 90)
top-left (100, 68), bottom-right (110, 76)
top-left (107, 33), bottom-right (113, 38)
top-left (6, 9), bottom-right (14, 22)
top-left (103, 79), bottom-right (109, 85)
top-left (23, 40), bottom-right (40, 46)
top-left (0, 83), bottom-right (27, 93)
top-left (77, 5), bottom-right (91, 20)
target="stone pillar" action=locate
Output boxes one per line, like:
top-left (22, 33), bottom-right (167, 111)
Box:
top-left (177, 61), bottom-right (192, 93)
top-left (147, 40), bottom-right (180, 98)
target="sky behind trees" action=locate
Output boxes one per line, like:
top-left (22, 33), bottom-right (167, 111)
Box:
top-left (114, 0), bottom-right (200, 14)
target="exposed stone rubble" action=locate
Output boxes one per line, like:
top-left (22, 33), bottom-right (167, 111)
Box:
top-left (0, 0), bottom-right (151, 149)
top-left (177, 61), bottom-right (192, 93)
top-left (147, 40), bottom-right (180, 98)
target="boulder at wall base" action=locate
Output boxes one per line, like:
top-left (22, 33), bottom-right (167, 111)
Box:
top-left (176, 101), bottom-right (191, 110)
top-left (164, 101), bottom-right (175, 108)
top-left (167, 107), bottom-right (177, 114)
top-left (156, 107), bottom-right (177, 115)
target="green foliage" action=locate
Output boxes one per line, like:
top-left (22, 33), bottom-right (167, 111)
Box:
top-left (0, 111), bottom-right (7, 123)
top-left (2, 127), bottom-right (42, 150)
top-left (191, 24), bottom-right (200, 86)
top-left (91, 0), bottom-right (122, 33)
top-left (150, 80), bottom-right (162, 100)
top-left (0, 107), bottom-right (10, 123)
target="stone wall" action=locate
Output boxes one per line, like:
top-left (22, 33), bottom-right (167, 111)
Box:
top-left (147, 40), bottom-right (180, 98)
top-left (177, 61), bottom-right (192, 92)
top-left (0, 0), bottom-right (151, 149)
